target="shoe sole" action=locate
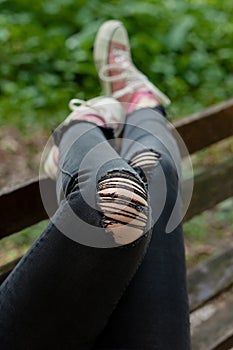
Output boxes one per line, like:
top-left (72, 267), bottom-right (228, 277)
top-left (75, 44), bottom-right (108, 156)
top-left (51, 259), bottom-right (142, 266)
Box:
top-left (94, 20), bottom-right (127, 96)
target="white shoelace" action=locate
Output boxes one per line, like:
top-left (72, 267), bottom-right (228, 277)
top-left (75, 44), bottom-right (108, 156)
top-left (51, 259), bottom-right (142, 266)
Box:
top-left (69, 98), bottom-right (92, 111)
top-left (99, 49), bottom-right (171, 105)
top-left (99, 63), bottom-right (148, 99)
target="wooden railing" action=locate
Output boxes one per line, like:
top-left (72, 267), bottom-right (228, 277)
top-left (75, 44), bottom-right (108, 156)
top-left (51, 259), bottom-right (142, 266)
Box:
top-left (0, 99), bottom-right (233, 350)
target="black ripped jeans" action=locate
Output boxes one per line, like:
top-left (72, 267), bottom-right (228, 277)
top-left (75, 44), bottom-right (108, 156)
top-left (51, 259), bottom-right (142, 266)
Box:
top-left (0, 106), bottom-right (190, 349)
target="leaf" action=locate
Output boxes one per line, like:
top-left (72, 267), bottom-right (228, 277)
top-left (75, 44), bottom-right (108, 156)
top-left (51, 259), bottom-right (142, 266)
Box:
top-left (166, 15), bottom-right (196, 51)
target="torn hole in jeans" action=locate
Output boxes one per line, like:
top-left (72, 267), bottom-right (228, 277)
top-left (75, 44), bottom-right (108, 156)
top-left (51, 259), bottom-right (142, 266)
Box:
top-left (129, 150), bottom-right (161, 171)
top-left (97, 171), bottom-right (149, 245)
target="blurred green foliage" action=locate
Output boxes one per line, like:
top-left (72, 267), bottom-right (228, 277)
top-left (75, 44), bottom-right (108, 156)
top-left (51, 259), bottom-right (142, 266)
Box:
top-left (0, 0), bottom-right (233, 133)
top-left (0, 221), bottom-right (48, 263)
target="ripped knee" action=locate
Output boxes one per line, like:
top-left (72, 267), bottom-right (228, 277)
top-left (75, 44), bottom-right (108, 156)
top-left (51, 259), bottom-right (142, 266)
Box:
top-left (97, 171), bottom-right (149, 245)
top-left (129, 150), bottom-right (161, 172)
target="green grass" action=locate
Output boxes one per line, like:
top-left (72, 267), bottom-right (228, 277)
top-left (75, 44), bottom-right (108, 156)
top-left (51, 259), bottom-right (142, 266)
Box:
top-left (1, 0), bottom-right (233, 134)
top-left (184, 198), bottom-right (233, 268)
top-left (0, 221), bottom-right (48, 265)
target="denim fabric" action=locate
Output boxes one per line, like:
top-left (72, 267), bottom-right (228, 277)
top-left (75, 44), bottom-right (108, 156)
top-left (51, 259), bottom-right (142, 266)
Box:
top-left (0, 107), bottom-right (190, 349)
top-left (94, 107), bottom-right (190, 349)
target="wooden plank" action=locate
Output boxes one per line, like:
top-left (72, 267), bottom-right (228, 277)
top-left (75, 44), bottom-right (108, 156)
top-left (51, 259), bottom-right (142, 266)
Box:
top-left (0, 176), bottom-right (57, 240)
top-left (214, 335), bottom-right (233, 350)
top-left (184, 157), bottom-right (233, 221)
top-left (188, 246), bottom-right (233, 312)
top-left (0, 157), bottom-right (232, 239)
top-left (0, 257), bottom-right (21, 284)
top-left (191, 296), bottom-right (233, 350)
top-left (173, 98), bottom-right (233, 155)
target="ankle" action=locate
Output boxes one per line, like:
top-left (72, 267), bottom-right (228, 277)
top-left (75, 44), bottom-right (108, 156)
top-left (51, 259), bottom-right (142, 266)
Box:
top-left (126, 90), bottom-right (160, 114)
top-left (132, 96), bottom-right (160, 111)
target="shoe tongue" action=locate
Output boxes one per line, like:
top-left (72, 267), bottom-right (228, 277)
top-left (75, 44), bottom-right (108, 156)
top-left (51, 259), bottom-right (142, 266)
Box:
top-left (111, 40), bottom-right (128, 51)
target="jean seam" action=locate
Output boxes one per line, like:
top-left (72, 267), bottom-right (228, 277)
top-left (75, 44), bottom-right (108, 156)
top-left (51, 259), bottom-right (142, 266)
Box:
top-left (59, 167), bottom-right (76, 179)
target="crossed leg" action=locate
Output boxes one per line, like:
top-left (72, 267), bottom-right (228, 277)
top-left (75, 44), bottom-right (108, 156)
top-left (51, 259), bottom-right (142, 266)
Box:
top-left (0, 121), bottom-right (152, 349)
top-left (94, 107), bottom-right (190, 350)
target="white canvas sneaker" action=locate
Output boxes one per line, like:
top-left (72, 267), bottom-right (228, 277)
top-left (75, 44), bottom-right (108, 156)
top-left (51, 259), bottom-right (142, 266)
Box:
top-left (43, 96), bottom-right (125, 179)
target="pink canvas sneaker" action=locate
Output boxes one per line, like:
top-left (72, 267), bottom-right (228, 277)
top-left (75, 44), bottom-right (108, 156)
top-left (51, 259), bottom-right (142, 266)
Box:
top-left (94, 20), bottom-right (170, 114)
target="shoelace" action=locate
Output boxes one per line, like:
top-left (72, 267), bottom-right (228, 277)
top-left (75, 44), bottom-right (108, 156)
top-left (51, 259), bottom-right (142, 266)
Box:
top-left (99, 63), bottom-right (149, 99)
top-left (69, 98), bottom-right (93, 111)
top-left (99, 49), bottom-right (171, 105)
top-left (67, 98), bottom-right (107, 128)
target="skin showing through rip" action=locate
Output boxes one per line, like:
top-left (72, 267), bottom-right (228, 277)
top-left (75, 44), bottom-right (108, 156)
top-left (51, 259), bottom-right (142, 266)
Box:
top-left (130, 150), bottom-right (161, 171)
top-left (97, 172), bottom-right (149, 245)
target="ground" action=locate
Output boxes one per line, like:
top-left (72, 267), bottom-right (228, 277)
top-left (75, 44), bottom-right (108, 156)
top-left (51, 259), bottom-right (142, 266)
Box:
top-left (0, 127), bottom-right (47, 188)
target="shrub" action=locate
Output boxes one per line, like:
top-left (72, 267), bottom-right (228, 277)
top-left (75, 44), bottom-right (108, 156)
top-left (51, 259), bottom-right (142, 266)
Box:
top-left (0, 0), bottom-right (233, 133)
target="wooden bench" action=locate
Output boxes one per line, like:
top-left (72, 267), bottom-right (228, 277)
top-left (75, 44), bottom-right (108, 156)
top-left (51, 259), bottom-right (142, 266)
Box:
top-left (0, 99), bottom-right (233, 349)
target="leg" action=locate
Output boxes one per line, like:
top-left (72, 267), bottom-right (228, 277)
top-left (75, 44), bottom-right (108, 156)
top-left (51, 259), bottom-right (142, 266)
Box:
top-left (0, 120), bottom-right (152, 350)
top-left (94, 107), bottom-right (190, 349)
top-left (93, 20), bottom-right (190, 349)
